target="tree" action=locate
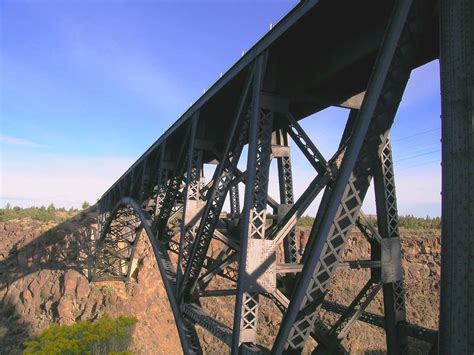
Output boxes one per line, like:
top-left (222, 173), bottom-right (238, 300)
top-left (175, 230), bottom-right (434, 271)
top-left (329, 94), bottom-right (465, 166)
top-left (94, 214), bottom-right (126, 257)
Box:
top-left (82, 201), bottom-right (90, 210)
top-left (47, 203), bottom-right (56, 212)
top-left (23, 315), bottom-right (137, 354)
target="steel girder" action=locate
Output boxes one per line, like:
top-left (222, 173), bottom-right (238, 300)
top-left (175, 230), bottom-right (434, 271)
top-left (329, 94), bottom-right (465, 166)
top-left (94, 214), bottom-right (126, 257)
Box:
top-left (177, 114), bottom-right (204, 289)
top-left (93, 198), bottom-right (202, 353)
top-left (274, 127), bottom-right (298, 264)
top-left (90, 1), bottom-right (452, 354)
top-left (439, 0), bottom-right (474, 353)
top-left (232, 53), bottom-right (273, 351)
top-left (273, 1), bottom-right (418, 352)
top-left (179, 66), bottom-right (254, 300)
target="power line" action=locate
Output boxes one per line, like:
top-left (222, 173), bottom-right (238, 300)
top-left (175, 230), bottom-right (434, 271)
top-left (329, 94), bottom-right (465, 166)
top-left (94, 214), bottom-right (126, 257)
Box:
top-left (397, 159), bottom-right (440, 171)
top-left (392, 128), bottom-right (440, 142)
top-left (395, 149), bottom-right (440, 163)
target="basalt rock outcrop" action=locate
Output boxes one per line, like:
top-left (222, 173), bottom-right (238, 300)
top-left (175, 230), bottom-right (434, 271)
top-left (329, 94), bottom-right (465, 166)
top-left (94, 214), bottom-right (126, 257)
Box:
top-left (0, 212), bottom-right (439, 354)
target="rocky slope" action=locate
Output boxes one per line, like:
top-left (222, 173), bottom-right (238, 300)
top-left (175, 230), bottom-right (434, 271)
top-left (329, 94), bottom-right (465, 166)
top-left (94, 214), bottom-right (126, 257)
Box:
top-left (0, 213), bottom-right (180, 354)
top-left (0, 212), bottom-right (439, 354)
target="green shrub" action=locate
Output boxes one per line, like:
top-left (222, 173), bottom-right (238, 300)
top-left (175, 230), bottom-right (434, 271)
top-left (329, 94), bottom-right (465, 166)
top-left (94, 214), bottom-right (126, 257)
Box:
top-left (295, 215), bottom-right (440, 230)
top-left (0, 204), bottom-right (77, 222)
top-left (365, 214), bottom-right (440, 230)
top-left (297, 215), bottom-right (315, 228)
top-left (399, 215), bottom-right (441, 229)
top-left (23, 315), bottom-right (137, 354)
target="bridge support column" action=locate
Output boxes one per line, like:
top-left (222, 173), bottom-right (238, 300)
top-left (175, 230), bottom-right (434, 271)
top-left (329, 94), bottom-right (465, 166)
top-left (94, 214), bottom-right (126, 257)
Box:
top-left (91, 205), bottom-right (143, 281)
top-left (274, 128), bottom-right (298, 264)
top-left (177, 114), bottom-right (205, 289)
top-left (156, 123), bottom-right (193, 242)
top-left (439, 0), bottom-right (474, 353)
top-left (179, 65), bottom-right (254, 299)
top-left (373, 136), bottom-right (407, 354)
top-left (233, 53), bottom-right (275, 352)
top-left (273, 0), bottom-right (418, 352)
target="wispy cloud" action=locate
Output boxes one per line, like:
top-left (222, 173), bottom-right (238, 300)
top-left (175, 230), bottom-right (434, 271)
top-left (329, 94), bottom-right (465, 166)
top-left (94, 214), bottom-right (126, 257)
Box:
top-left (0, 135), bottom-right (47, 148)
top-left (58, 22), bottom-right (190, 118)
top-left (0, 151), bottom-right (134, 208)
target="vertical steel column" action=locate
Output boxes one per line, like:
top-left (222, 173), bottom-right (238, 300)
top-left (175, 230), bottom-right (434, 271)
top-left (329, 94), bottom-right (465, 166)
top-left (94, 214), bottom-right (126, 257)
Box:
top-left (273, 1), bottom-right (414, 351)
top-left (230, 185), bottom-right (241, 215)
top-left (439, 0), bottom-right (474, 353)
top-left (138, 160), bottom-right (148, 204)
top-left (232, 53), bottom-right (271, 352)
top-left (275, 128), bottom-right (298, 263)
top-left (373, 135), bottom-right (407, 354)
top-left (154, 149), bottom-right (169, 221)
top-left (180, 67), bottom-right (254, 298)
top-left (156, 126), bottom-right (192, 240)
top-left (177, 114), bottom-right (203, 288)
top-left (139, 148), bottom-right (162, 212)
top-left (229, 184), bottom-right (241, 228)
top-left (92, 206), bottom-right (142, 281)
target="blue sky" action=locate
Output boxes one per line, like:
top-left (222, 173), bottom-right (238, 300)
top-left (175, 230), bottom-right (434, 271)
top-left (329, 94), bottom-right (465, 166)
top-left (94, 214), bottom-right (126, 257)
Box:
top-left (0, 0), bottom-right (441, 216)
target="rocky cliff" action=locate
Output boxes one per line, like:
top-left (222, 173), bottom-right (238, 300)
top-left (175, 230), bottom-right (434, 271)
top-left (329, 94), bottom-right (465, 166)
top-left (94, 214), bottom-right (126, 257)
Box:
top-left (0, 211), bottom-right (439, 354)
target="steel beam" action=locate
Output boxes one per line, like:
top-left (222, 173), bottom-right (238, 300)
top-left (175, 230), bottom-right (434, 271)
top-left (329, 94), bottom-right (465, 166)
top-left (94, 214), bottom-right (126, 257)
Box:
top-left (313, 280), bottom-right (382, 353)
top-left (439, 0), bottom-right (474, 353)
top-left (286, 113), bottom-right (329, 174)
top-left (276, 260), bottom-right (381, 274)
top-left (182, 303), bottom-right (233, 346)
top-left (229, 183), bottom-right (241, 228)
top-left (93, 198), bottom-right (202, 354)
top-left (373, 135), bottom-right (407, 354)
top-left (321, 301), bottom-right (437, 344)
top-left (273, 1), bottom-right (416, 351)
top-left (274, 128), bottom-right (298, 264)
top-left (91, 1), bottom-right (447, 353)
top-left (156, 125), bottom-right (192, 241)
top-left (177, 114), bottom-right (204, 288)
top-left (232, 52), bottom-right (272, 351)
top-left (180, 66), bottom-right (254, 299)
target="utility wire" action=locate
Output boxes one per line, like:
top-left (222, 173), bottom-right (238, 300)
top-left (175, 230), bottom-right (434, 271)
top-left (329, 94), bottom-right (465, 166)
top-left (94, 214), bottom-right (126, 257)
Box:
top-left (395, 149), bottom-right (440, 163)
top-left (397, 159), bottom-right (440, 171)
top-left (392, 128), bottom-right (440, 142)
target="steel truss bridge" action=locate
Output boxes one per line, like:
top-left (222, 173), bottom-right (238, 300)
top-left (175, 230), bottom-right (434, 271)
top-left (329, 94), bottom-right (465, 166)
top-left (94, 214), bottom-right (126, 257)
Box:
top-left (90, 0), bottom-right (473, 353)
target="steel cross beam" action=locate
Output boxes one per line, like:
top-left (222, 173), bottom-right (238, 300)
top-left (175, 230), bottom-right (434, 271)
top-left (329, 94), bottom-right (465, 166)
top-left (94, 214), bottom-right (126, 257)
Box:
top-left (179, 65), bottom-right (254, 299)
top-left (90, 0), bottom-right (461, 353)
top-left (313, 280), bottom-right (383, 353)
top-left (92, 206), bottom-right (143, 282)
top-left (273, 1), bottom-right (417, 352)
top-left (177, 114), bottom-right (204, 288)
top-left (92, 197), bottom-right (204, 353)
top-left (153, 166), bottom-right (170, 220)
top-left (155, 123), bottom-right (192, 241)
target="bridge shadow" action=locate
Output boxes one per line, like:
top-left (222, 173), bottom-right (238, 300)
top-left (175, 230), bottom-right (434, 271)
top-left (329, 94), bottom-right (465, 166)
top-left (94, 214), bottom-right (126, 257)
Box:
top-left (0, 208), bottom-right (98, 291)
top-left (0, 208), bottom-right (99, 353)
top-left (0, 294), bottom-right (34, 354)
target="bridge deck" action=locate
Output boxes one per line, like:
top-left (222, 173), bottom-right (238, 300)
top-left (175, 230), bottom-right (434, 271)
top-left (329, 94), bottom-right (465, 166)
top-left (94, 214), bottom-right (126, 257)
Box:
top-left (101, 0), bottom-right (438, 199)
